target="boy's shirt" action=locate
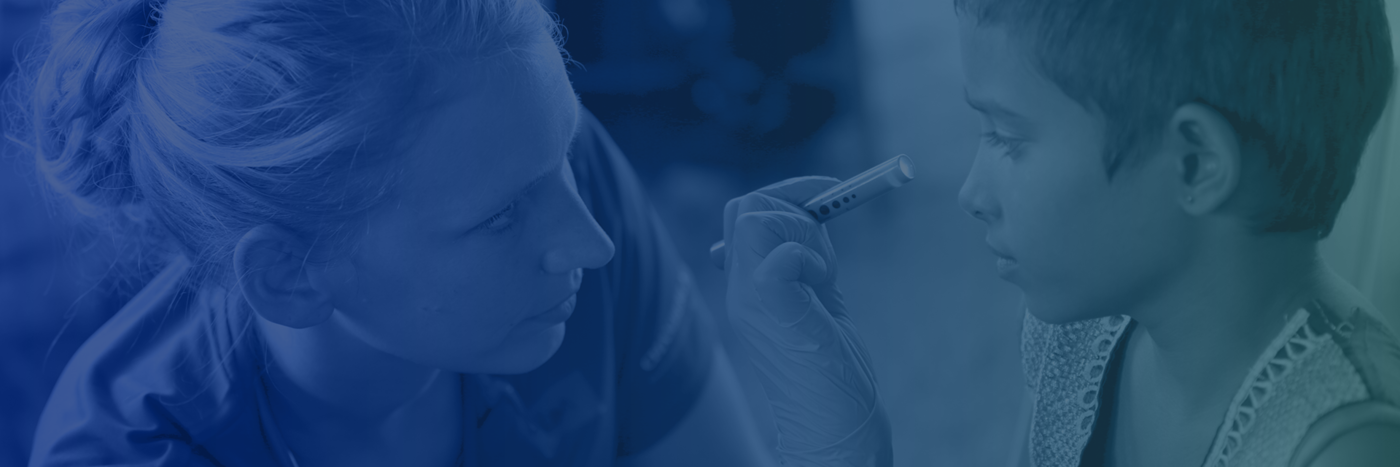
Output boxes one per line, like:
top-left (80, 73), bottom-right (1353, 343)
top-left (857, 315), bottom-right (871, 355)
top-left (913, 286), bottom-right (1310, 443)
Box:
top-left (1020, 300), bottom-right (1400, 467)
top-left (27, 109), bottom-right (716, 467)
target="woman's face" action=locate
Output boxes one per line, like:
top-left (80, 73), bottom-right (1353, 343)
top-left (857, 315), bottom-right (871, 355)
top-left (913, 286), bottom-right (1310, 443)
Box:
top-left (316, 36), bottom-right (615, 375)
top-left (956, 21), bottom-right (1192, 324)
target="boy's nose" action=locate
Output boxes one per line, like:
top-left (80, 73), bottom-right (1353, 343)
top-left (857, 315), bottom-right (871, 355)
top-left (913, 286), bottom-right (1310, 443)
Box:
top-left (957, 156), bottom-right (999, 223)
top-left (542, 205), bottom-right (616, 274)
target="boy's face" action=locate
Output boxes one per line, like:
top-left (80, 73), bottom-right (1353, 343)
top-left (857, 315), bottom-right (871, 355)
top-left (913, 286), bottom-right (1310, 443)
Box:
top-left (956, 21), bottom-right (1193, 324)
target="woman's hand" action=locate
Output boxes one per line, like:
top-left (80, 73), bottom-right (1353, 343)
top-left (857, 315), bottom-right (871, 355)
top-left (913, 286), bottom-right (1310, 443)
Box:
top-left (720, 177), bottom-right (892, 467)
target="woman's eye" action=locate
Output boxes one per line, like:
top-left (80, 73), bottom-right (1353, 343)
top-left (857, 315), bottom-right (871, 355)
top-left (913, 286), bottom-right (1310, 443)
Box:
top-left (480, 203), bottom-right (516, 231)
top-left (981, 130), bottom-right (1025, 157)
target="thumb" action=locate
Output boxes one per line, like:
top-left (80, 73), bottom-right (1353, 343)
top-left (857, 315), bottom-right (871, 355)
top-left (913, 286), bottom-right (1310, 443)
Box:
top-left (752, 242), bottom-right (831, 328)
top-left (724, 176), bottom-right (840, 257)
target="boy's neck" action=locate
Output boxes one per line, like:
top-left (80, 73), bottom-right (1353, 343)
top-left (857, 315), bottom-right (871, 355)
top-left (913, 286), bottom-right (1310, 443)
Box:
top-left (1124, 229), bottom-right (1324, 409)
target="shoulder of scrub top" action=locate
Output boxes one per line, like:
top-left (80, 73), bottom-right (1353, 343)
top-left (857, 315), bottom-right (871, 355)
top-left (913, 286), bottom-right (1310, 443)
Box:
top-left (29, 256), bottom-right (283, 466)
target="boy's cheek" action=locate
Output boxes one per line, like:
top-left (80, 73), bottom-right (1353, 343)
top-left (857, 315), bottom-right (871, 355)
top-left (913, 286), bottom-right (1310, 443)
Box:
top-left (1015, 239), bottom-right (1121, 318)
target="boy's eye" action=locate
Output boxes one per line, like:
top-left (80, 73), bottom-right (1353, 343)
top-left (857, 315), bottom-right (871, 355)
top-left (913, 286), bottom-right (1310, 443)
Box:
top-left (981, 130), bottom-right (1025, 156)
top-left (480, 203), bottom-right (517, 231)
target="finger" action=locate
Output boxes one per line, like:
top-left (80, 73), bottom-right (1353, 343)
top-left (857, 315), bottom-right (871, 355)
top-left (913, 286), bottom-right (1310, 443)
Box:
top-left (723, 196), bottom-right (742, 270)
top-left (723, 193), bottom-right (803, 271)
top-left (723, 176), bottom-right (840, 265)
top-left (726, 192), bottom-right (802, 249)
top-left (753, 242), bottom-right (830, 327)
top-left (755, 241), bottom-right (830, 288)
top-left (730, 211), bottom-right (824, 273)
top-left (726, 210), bottom-right (816, 312)
top-left (709, 240), bottom-right (726, 270)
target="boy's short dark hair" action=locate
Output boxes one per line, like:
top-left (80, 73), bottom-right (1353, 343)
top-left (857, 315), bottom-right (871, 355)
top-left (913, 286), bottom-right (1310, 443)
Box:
top-left (956, 0), bottom-right (1394, 236)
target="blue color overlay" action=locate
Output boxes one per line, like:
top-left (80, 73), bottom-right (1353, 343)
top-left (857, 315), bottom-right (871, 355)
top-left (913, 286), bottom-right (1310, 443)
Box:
top-left (3, 0), bottom-right (1400, 466)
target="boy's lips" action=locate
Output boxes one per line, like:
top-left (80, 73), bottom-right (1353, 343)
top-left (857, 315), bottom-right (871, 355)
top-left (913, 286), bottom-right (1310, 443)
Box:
top-left (985, 237), bottom-right (1019, 276)
top-left (995, 256), bottom-right (1019, 276)
top-left (984, 237), bottom-right (1015, 258)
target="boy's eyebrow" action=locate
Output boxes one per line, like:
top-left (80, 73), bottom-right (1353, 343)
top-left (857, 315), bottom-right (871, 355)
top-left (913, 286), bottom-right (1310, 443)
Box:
top-left (964, 88), bottom-right (1028, 122)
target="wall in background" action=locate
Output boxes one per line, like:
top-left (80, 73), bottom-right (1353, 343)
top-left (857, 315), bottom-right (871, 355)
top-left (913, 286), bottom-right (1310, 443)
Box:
top-left (1320, 0), bottom-right (1400, 325)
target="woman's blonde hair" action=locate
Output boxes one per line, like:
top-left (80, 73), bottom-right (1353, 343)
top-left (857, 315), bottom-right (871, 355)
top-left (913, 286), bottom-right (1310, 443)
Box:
top-left (5, 0), bottom-right (564, 282)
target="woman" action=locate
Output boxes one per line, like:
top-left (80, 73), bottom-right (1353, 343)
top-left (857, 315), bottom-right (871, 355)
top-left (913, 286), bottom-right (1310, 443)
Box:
top-left (7, 0), bottom-right (770, 465)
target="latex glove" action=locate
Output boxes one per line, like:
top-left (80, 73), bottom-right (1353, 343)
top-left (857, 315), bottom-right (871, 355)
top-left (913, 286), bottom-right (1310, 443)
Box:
top-left (721, 177), bottom-right (892, 467)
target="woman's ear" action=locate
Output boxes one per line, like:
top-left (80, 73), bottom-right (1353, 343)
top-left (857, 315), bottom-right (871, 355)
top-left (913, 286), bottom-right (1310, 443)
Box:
top-left (1168, 102), bottom-right (1243, 216)
top-left (233, 224), bottom-right (335, 328)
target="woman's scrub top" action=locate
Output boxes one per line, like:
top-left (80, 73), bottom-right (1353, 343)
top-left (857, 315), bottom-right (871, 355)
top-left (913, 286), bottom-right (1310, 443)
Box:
top-left (28, 109), bottom-right (717, 467)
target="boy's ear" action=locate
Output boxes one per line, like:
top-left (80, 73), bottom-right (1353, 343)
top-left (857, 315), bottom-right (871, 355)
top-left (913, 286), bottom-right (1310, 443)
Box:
top-left (233, 224), bottom-right (335, 329)
top-left (1167, 102), bottom-right (1243, 216)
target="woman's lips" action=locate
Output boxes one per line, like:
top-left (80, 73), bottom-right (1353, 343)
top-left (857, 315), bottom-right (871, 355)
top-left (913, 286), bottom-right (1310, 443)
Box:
top-left (521, 294), bottom-right (578, 326)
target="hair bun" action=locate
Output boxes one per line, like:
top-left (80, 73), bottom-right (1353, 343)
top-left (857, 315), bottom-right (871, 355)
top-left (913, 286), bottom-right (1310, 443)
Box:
top-left (15, 0), bottom-right (164, 215)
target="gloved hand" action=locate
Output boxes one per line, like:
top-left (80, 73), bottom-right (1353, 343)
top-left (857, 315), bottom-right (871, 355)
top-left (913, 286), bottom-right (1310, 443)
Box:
top-left (720, 176), bottom-right (892, 467)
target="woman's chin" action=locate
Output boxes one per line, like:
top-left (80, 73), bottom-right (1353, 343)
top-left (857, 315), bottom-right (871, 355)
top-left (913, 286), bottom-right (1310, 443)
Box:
top-left (458, 322), bottom-right (568, 375)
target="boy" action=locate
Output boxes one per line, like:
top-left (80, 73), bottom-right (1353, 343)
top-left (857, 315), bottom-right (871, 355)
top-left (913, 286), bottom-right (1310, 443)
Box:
top-left (719, 0), bottom-right (1400, 466)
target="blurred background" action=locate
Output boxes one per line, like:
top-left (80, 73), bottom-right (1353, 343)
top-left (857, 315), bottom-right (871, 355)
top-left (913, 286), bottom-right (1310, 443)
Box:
top-left (3, 0), bottom-right (1399, 466)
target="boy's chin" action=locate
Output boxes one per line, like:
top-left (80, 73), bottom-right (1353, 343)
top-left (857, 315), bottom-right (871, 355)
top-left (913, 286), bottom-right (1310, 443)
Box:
top-left (1022, 295), bottom-right (1108, 325)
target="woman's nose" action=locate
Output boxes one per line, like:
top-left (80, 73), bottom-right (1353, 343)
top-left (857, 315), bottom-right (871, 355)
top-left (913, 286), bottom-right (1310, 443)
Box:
top-left (957, 153), bottom-right (999, 223)
top-left (542, 203), bottom-right (616, 274)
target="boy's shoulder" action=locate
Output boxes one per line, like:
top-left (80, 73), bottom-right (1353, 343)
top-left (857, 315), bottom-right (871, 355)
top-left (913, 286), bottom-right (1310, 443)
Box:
top-left (1285, 278), bottom-right (1400, 467)
top-left (1306, 273), bottom-right (1400, 406)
